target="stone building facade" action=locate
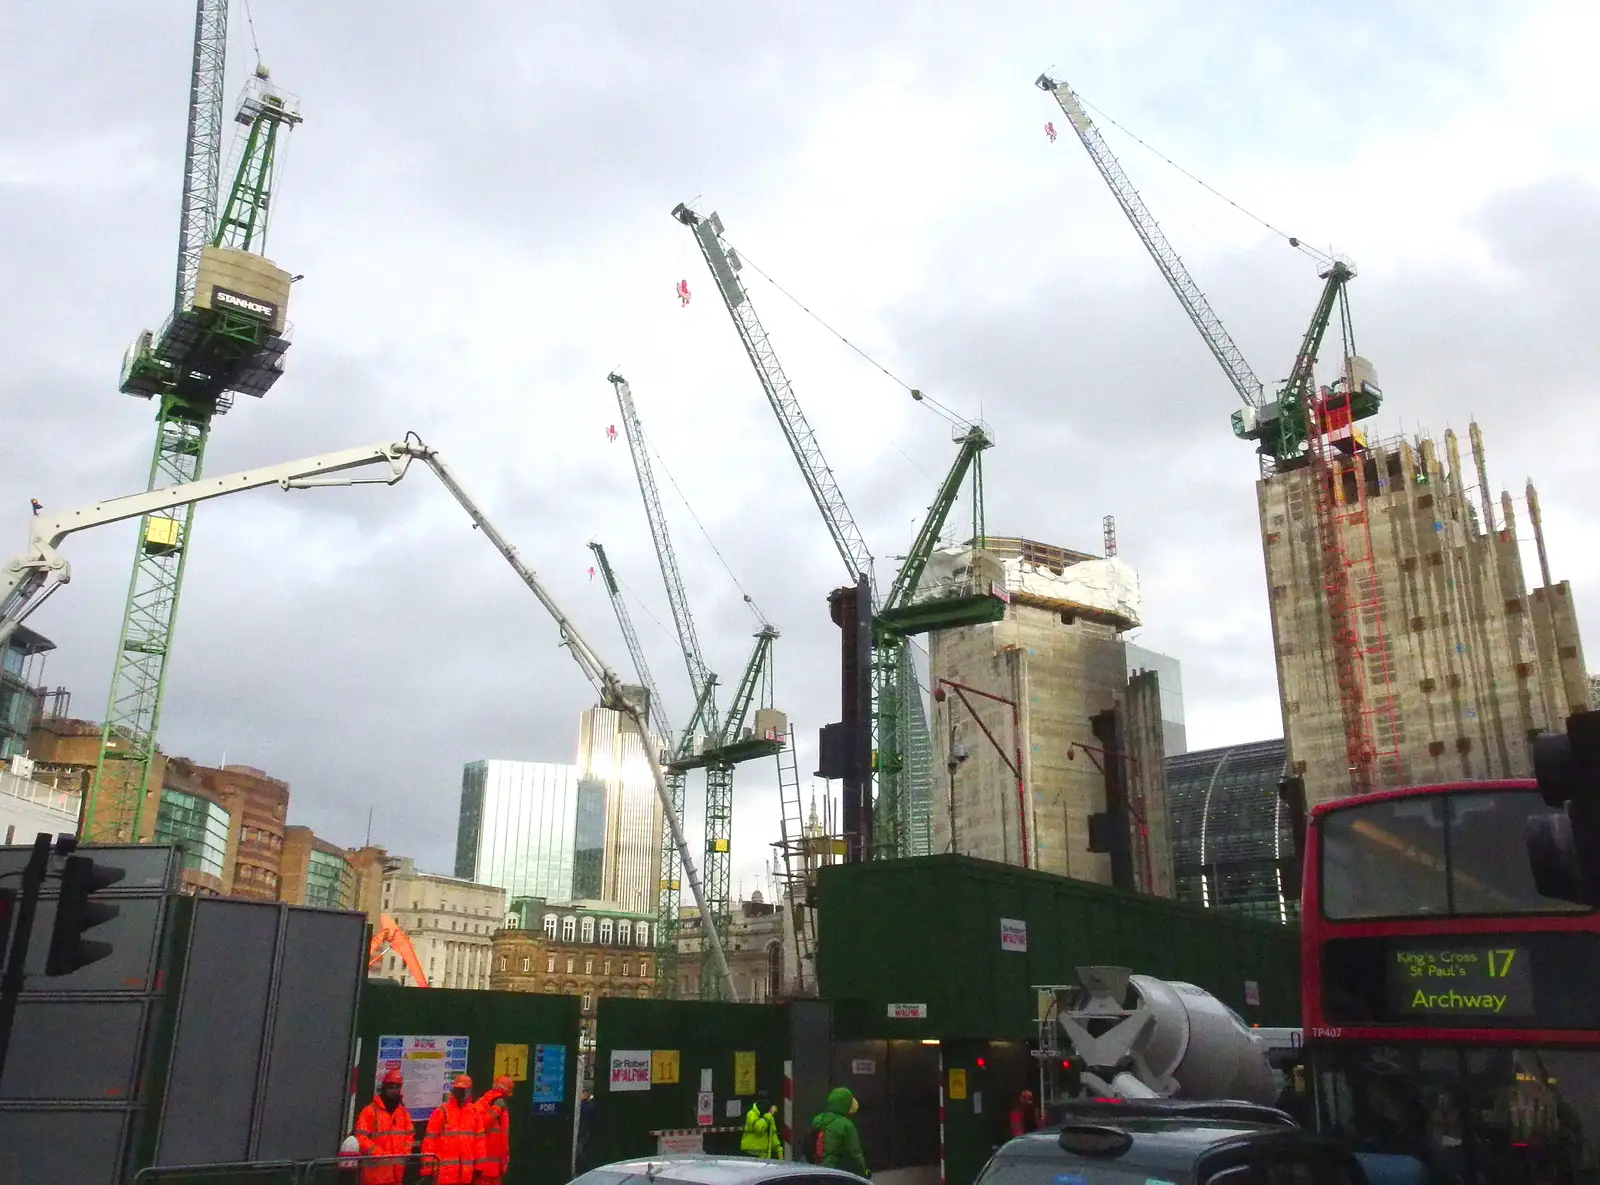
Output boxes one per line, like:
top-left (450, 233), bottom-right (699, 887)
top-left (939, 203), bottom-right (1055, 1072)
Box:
top-left (674, 893), bottom-right (789, 1002)
top-left (375, 857), bottom-right (505, 989)
top-left (490, 898), bottom-right (658, 1047)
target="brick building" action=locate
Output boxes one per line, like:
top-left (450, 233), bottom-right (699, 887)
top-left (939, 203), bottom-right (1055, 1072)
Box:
top-left (491, 898), bottom-right (657, 1047)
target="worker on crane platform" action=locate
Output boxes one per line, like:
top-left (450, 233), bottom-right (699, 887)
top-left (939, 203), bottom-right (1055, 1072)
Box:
top-left (352, 1068), bottom-right (417, 1185)
top-left (422, 1073), bottom-right (490, 1184)
top-left (474, 1075), bottom-right (515, 1181)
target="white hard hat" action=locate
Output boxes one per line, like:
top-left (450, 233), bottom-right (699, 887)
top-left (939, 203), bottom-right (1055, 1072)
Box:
top-left (339, 1135), bottom-right (360, 1157)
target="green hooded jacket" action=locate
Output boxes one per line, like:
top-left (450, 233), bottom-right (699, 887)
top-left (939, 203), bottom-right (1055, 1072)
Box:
top-left (811, 1086), bottom-right (868, 1177)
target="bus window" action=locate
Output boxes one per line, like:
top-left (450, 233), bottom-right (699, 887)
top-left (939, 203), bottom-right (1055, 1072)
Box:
top-left (1321, 799), bottom-right (1448, 920)
top-left (1448, 795), bottom-right (1588, 915)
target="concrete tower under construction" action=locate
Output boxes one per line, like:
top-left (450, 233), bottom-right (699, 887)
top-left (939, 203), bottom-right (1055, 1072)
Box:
top-left (1261, 421), bottom-right (1588, 808)
top-left (926, 536), bottom-right (1174, 896)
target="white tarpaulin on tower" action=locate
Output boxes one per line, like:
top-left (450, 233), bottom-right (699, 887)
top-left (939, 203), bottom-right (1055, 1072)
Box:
top-left (916, 546), bottom-right (1141, 626)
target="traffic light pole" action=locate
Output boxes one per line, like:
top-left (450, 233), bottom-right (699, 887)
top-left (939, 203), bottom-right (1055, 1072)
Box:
top-left (0, 833), bottom-right (53, 1085)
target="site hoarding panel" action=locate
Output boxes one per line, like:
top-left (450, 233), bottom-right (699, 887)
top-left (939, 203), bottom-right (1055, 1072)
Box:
top-left (356, 983), bottom-right (581, 1185)
top-left (255, 906), bottom-right (367, 1160)
top-left (816, 853), bottom-right (1299, 1038)
top-left (155, 897), bottom-right (281, 1164)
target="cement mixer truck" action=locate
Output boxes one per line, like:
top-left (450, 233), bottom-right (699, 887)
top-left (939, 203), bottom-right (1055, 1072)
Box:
top-left (1035, 966), bottom-right (1305, 1115)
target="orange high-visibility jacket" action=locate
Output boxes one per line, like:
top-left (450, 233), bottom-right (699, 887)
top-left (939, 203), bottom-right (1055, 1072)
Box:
top-left (352, 1096), bottom-right (416, 1185)
top-left (476, 1086), bottom-right (512, 1178)
top-left (421, 1097), bottom-right (489, 1184)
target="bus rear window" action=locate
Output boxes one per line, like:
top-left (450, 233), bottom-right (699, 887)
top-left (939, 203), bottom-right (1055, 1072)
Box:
top-left (1320, 790), bottom-right (1588, 920)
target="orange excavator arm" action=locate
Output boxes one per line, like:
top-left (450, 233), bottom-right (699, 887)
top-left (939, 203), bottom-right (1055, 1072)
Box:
top-left (369, 913), bottom-right (430, 987)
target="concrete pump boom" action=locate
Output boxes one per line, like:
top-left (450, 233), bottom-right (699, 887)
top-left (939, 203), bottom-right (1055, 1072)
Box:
top-left (0, 437), bottom-right (739, 1000)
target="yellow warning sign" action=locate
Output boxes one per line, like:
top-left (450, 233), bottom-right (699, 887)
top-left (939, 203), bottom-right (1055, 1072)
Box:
top-left (734, 1051), bottom-right (756, 1096)
top-left (494, 1043), bottom-right (529, 1082)
top-left (652, 1049), bottom-right (681, 1084)
top-left (948, 1068), bottom-right (967, 1100)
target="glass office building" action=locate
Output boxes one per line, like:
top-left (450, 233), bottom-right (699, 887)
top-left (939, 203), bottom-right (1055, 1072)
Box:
top-left (456, 760), bottom-right (584, 902)
top-left (1123, 643), bottom-right (1187, 756)
top-left (304, 848), bottom-right (353, 909)
top-left (577, 703), bottom-right (663, 917)
top-left (1164, 737), bottom-right (1296, 924)
top-left (572, 773), bottom-right (606, 900)
top-left (154, 787), bottom-right (231, 880)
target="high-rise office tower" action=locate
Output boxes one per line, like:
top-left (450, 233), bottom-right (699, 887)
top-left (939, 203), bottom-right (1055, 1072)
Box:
top-left (576, 696), bottom-right (663, 916)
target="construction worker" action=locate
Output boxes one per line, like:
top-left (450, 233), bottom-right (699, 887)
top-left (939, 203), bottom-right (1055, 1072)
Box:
top-left (353, 1068), bottom-right (417, 1185)
top-left (475, 1075), bottom-right (515, 1181)
top-left (809, 1086), bottom-right (869, 1177)
top-left (422, 1073), bottom-right (489, 1184)
top-left (741, 1092), bottom-right (782, 1158)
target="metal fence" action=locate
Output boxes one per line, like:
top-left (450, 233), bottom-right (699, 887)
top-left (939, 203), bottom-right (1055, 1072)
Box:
top-left (133, 1152), bottom-right (439, 1184)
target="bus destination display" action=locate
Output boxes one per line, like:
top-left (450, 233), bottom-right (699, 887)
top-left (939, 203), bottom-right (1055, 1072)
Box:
top-left (1387, 944), bottom-right (1533, 1019)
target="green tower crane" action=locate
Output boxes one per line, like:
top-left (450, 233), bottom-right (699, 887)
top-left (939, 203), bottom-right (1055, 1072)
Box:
top-left (89, 38), bottom-right (303, 843)
top-left (608, 374), bottom-right (785, 996)
top-left (672, 202), bottom-right (1002, 860)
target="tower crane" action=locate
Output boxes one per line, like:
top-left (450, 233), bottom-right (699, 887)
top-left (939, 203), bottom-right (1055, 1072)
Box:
top-left (609, 374), bottom-right (786, 996)
top-left (589, 541), bottom-right (675, 745)
top-left (673, 204), bottom-right (1001, 860)
top-left (590, 536), bottom-right (693, 992)
top-left (1037, 74), bottom-right (1393, 798)
top-left (91, 1), bottom-right (305, 845)
top-left (0, 436), bottom-right (740, 1000)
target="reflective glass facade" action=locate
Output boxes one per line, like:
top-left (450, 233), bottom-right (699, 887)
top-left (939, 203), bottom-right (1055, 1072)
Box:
top-left (1123, 642), bottom-right (1187, 756)
top-left (1165, 737), bottom-right (1297, 923)
top-left (154, 788), bottom-right (230, 879)
top-left (456, 760), bottom-right (583, 902)
top-left (577, 705), bottom-right (663, 917)
top-left (305, 848), bottom-right (351, 909)
top-left (572, 773), bottom-right (606, 900)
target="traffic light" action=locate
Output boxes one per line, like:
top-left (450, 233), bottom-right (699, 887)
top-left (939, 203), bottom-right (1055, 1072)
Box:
top-left (45, 854), bottom-right (124, 976)
top-left (1528, 710), bottom-right (1600, 905)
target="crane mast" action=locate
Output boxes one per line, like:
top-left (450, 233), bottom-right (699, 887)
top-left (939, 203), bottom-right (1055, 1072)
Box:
top-left (1036, 75), bottom-right (1265, 412)
top-left (671, 204), bottom-right (877, 592)
top-left (92, 26), bottom-right (304, 844)
top-left (174, 0), bottom-right (228, 315)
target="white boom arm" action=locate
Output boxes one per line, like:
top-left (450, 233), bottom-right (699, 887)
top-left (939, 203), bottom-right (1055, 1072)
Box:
top-left (0, 436), bottom-right (738, 999)
top-left (1037, 75), bottom-right (1265, 410)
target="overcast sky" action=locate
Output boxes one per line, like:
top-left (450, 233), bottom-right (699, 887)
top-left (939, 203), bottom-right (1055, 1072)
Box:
top-left (4, 1), bottom-right (1597, 894)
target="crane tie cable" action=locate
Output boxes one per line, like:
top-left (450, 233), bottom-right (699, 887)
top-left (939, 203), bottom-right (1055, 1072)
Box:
top-left (724, 245), bottom-right (970, 429)
top-left (643, 431), bottom-right (770, 626)
top-left (1076, 94), bottom-right (1328, 264)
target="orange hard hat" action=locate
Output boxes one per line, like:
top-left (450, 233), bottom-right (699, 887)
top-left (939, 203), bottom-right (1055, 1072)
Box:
top-left (493, 1075), bottom-right (515, 1093)
top-left (452, 1074), bottom-right (473, 1090)
top-left (381, 1068), bottom-right (404, 1086)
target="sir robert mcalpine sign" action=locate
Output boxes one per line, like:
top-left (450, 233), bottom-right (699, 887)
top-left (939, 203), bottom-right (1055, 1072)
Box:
top-left (212, 285), bottom-right (278, 322)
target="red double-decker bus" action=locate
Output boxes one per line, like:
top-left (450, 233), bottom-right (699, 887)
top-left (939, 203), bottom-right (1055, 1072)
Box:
top-left (1301, 778), bottom-right (1600, 1184)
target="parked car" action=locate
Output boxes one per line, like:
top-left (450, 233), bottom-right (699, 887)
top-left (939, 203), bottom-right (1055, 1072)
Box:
top-left (571, 1156), bottom-right (869, 1185)
top-left (976, 1099), bottom-right (1373, 1185)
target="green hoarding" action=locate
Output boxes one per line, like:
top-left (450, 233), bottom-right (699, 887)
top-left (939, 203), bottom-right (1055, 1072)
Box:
top-left (817, 854), bottom-right (1300, 1039)
top-left (355, 982), bottom-right (581, 1185)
